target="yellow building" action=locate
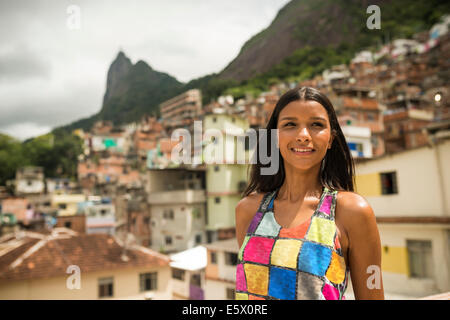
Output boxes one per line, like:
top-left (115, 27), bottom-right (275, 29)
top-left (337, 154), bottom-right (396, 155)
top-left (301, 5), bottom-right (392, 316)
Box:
top-left (0, 228), bottom-right (172, 299)
top-left (353, 123), bottom-right (450, 297)
top-left (51, 194), bottom-right (86, 216)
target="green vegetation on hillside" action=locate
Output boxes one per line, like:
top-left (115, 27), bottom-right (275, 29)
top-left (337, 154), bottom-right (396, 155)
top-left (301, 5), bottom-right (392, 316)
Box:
top-left (0, 132), bottom-right (83, 187)
top-left (221, 0), bottom-right (450, 99)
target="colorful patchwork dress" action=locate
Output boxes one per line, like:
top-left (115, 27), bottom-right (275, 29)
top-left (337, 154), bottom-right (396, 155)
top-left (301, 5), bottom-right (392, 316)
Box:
top-left (235, 186), bottom-right (349, 300)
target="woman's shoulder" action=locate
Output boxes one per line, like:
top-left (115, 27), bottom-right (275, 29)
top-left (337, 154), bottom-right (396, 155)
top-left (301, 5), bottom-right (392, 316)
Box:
top-left (235, 191), bottom-right (265, 221)
top-left (335, 190), bottom-right (374, 212)
top-left (335, 190), bottom-right (377, 230)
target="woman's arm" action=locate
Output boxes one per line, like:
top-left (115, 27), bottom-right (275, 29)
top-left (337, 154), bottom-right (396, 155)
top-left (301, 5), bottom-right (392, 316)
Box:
top-left (235, 193), bottom-right (263, 248)
top-left (340, 192), bottom-right (385, 300)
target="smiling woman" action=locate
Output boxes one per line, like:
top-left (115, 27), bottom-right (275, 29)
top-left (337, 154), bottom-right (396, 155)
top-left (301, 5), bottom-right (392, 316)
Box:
top-left (235, 86), bottom-right (384, 300)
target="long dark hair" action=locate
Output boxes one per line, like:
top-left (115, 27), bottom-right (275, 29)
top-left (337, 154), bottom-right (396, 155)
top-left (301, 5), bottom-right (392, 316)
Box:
top-left (242, 86), bottom-right (355, 197)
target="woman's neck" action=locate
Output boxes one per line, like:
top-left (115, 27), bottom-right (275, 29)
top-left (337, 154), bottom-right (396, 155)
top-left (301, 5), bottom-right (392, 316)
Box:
top-left (278, 161), bottom-right (323, 203)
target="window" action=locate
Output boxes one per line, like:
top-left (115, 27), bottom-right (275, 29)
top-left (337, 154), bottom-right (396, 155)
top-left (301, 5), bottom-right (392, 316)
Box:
top-left (407, 240), bottom-right (433, 278)
top-left (348, 142), bottom-right (364, 157)
top-left (225, 252), bottom-right (238, 266)
top-left (190, 273), bottom-right (201, 287)
top-left (64, 221), bottom-right (72, 229)
top-left (140, 272), bottom-right (157, 291)
top-left (192, 207), bottom-right (201, 219)
top-left (226, 287), bottom-right (235, 300)
top-left (100, 209), bottom-right (108, 216)
top-left (367, 112), bottom-right (375, 122)
top-left (195, 234), bottom-right (202, 244)
top-left (58, 203), bottom-right (67, 210)
top-left (163, 209), bottom-right (174, 219)
top-left (215, 197), bottom-right (221, 204)
top-left (165, 236), bottom-right (172, 245)
top-left (380, 172), bottom-right (398, 194)
top-left (244, 136), bottom-right (251, 151)
top-left (371, 136), bottom-right (378, 148)
top-left (27, 180), bottom-right (32, 186)
top-left (98, 277), bottom-right (114, 298)
top-left (144, 216), bottom-right (150, 224)
top-left (172, 268), bottom-right (185, 281)
top-left (214, 165), bottom-right (220, 172)
top-left (210, 251), bottom-right (217, 264)
top-left (212, 117), bottom-right (217, 123)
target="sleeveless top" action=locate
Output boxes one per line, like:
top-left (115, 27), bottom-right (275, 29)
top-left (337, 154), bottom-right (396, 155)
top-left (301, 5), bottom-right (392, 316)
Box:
top-left (235, 186), bottom-right (349, 300)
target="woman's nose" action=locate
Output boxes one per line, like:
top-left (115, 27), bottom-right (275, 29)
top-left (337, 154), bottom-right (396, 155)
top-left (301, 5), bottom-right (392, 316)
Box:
top-left (296, 127), bottom-right (311, 141)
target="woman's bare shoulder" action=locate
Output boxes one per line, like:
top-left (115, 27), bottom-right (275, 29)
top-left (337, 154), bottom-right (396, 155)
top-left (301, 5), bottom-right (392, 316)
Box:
top-left (336, 190), bottom-right (377, 232)
top-left (235, 191), bottom-right (265, 222)
top-left (336, 190), bottom-right (374, 214)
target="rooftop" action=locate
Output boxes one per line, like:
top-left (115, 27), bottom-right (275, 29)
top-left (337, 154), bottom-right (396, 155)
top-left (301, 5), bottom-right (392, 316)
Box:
top-left (203, 238), bottom-right (239, 253)
top-left (0, 228), bottom-right (170, 282)
top-left (169, 246), bottom-right (207, 271)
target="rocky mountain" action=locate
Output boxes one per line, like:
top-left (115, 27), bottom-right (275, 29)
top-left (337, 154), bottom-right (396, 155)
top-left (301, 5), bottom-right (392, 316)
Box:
top-left (98, 52), bottom-right (184, 125)
top-left (102, 51), bottom-right (133, 105)
top-left (218, 0), bottom-right (386, 82)
top-left (56, 51), bottom-right (183, 132)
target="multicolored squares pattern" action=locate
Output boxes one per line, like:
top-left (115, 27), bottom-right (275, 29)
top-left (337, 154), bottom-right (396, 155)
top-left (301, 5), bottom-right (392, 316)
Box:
top-left (235, 187), bottom-right (349, 300)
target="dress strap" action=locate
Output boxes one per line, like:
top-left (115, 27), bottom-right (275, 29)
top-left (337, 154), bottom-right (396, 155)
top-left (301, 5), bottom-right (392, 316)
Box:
top-left (327, 188), bottom-right (339, 220)
top-left (258, 189), bottom-right (277, 213)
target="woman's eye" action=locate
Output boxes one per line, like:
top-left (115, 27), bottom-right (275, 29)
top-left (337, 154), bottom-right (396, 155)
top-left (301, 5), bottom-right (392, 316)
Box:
top-left (284, 122), bottom-right (295, 127)
top-left (312, 122), bottom-right (323, 127)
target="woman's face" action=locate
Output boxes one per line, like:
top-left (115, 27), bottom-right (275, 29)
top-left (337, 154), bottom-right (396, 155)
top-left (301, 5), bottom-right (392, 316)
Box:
top-left (276, 99), bottom-right (334, 171)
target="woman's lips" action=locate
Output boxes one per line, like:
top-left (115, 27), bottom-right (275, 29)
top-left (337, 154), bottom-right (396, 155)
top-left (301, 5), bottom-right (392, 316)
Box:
top-left (290, 148), bottom-right (315, 156)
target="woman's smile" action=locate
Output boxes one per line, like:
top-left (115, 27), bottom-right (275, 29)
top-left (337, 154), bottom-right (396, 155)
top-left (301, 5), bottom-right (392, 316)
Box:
top-left (290, 147), bottom-right (315, 156)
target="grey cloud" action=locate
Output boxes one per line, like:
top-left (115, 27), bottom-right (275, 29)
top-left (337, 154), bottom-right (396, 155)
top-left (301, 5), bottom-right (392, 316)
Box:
top-left (0, 0), bottom-right (291, 140)
top-left (0, 45), bottom-right (51, 81)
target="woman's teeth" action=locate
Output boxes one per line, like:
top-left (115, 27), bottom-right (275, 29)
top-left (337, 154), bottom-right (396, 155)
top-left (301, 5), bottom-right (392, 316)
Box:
top-left (292, 148), bottom-right (314, 153)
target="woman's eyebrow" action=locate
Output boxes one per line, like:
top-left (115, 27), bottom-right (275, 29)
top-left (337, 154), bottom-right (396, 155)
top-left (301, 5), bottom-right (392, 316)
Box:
top-left (279, 116), bottom-right (297, 121)
top-left (279, 116), bottom-right (327, 121)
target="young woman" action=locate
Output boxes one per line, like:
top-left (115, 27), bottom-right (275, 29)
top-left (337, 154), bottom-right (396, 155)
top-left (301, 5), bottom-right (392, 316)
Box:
top-left (235, 86), bottom-right (384, 300)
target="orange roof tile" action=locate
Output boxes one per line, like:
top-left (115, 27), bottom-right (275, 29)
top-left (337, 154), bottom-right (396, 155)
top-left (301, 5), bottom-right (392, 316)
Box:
top-left (0, 230), bottom-right (170, 282)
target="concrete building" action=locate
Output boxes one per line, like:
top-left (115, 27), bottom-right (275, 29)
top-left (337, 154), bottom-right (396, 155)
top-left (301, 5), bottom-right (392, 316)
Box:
top-left (15, 167), bottom-right (45, 196)
top-left (0, 228), bottom-right (172, 300)
top-left (114, 186), bottom-right (152, 248)
top-left (203, 113), bottom-right (250, 243)
top-left (45, 178), bottom-right (76, 194)
top-left (204, 238), bottom-right (239, 300)
top-left (341, 125), bottom-right (373, 158)
top-left (77, 199), bottom-right (116, 235)
top-left (353, 121), bottom-right (450, 297)
top-left (146, 168), bottom-right (207, 253)
top-left (169, 245), bottom-right (207, 300)
top-left (160, 89), bottom-right (202, 134)
top-left (331, 88), bottom-right (386, 157)
top-left (383, 108), bottom-right (434, 153)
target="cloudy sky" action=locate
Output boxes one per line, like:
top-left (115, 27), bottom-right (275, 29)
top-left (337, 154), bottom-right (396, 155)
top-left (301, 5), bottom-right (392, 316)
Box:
top-left (0, 0), bottom-right (291, 141)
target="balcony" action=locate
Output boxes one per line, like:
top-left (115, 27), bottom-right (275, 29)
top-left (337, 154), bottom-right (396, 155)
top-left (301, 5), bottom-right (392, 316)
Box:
top-left (148, 189), bottom-right (206, 205)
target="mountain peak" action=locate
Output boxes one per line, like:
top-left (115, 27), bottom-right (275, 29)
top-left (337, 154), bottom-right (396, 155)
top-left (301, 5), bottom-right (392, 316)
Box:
top-left (135, 59), bottom-right (153, 70)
